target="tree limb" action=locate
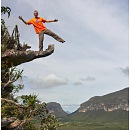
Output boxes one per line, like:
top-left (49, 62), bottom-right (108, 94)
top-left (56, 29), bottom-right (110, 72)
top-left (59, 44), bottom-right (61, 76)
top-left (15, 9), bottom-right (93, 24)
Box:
top-left (8, 119), bottom-right (22, 129)
top-left (3, 79), bottom-right (17, 88)
top-left (1, 118), bottom-right (27, 129)
top-left (1, 98), bottom-right (28, 108)
top-left (2, 44), bottom-right (54, 68)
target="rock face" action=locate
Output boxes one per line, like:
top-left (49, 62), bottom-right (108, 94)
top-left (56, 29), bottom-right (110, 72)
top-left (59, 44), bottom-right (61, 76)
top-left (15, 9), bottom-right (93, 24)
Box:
top-left (2, 44), bottom-right (54, 68)
top-left (78, 88), bottom-right (129, 113)
top-left (46, 102), bottom-right (68, 118)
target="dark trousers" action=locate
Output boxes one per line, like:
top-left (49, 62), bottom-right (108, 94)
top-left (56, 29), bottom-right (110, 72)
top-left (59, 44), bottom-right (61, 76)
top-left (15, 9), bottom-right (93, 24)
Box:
top-left (38, 28), bottom-right (64, 51)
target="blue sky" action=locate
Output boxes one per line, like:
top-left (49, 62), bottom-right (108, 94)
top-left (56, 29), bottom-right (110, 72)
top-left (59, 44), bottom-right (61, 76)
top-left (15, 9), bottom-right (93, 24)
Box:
top-left (2, 0), bottom-right (129, 112)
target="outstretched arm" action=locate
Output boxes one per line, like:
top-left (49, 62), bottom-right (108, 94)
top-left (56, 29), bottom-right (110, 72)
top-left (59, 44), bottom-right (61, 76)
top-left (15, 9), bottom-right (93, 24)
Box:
top-left (46, 19), bottom-right (58, 23)
top-left (19, 16), bottom-right (27, 24)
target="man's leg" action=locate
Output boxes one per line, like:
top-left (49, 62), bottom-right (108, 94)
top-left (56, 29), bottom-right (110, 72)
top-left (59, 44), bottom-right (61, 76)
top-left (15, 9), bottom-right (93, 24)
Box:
top-left (44, 29), bottom-right (65, 43)
top-left (38, 30), bottom-right (44, 51)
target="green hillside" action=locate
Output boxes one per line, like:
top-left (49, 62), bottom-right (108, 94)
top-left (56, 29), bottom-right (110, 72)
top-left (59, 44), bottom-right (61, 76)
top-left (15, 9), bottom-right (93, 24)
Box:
top-left (65, 109), bottom-right (128, 123)
top-left (58, 122), bottom-right (128, 130)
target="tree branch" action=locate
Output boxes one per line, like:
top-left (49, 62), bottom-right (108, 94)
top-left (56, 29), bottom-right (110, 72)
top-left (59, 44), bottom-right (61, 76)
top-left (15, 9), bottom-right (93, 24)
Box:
top-left (1, 98), bottom-right (28, 108)
top-left (2, 118), bottom-right (27, 129)
top-left (3, 79), bottom-right (16, 88)
top-left (2, 44), bottom-right (54, 68)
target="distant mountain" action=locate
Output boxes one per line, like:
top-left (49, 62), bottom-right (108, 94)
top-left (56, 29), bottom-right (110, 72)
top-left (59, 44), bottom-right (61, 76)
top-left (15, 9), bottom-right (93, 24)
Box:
top-left (78, 87), bottom-right (129, 112)
top-left (66, 87), bottom-right (129, 123)
top-left (66, 111), bottom-right (71, 114)
top-left (46, 102), bottom-right (68, 118)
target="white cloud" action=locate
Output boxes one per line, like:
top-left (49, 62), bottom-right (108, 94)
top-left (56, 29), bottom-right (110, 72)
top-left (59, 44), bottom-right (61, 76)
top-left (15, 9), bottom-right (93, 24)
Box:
top-left (80, 76), bottom-right (96, 82)
top-left (119, 66), bottom-right (129, 76)
top-left (74, 81), bottom-right (83, 86)
top-left (29, 74), bottom-right (68, 89)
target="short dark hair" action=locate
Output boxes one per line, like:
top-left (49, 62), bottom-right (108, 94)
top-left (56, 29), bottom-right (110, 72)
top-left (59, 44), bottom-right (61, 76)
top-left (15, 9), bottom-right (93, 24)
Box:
top-left (34, 10), bottom-right (38, 13)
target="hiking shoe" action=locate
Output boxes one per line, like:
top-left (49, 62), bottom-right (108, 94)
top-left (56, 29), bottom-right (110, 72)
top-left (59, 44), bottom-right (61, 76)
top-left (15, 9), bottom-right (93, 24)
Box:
top-left (61, 40), bottom-right (65, 43)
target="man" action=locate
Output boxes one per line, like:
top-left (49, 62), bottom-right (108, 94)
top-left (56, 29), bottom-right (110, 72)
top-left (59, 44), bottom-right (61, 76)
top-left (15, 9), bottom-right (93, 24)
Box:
top-left (19, 10), bottom-right (65, 51)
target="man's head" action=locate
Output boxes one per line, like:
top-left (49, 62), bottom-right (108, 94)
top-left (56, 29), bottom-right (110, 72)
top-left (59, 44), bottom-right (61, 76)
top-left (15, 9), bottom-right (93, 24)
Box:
top-left (34, 10), bottom-right (38, 17)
